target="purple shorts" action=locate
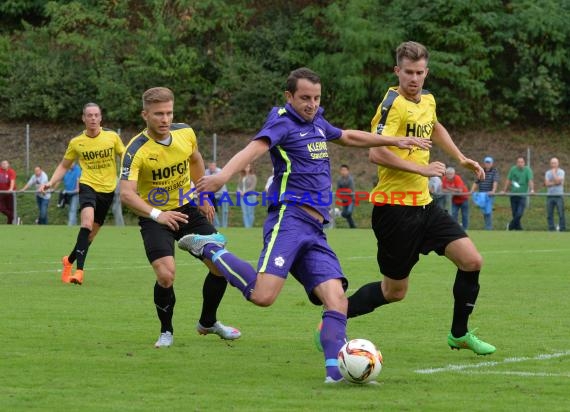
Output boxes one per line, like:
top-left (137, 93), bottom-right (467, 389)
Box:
top-left (257, 203), bottom-right (347, 305)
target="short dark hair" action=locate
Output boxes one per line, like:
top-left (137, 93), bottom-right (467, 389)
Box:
top-left (286, 67), bottom-right (321, 94)
top-left (340, 164), bottom-right (349, 169)
top-left (82, 102), bottom-right (101, 115)
top-left (396, 41), bottom-right (429, 66)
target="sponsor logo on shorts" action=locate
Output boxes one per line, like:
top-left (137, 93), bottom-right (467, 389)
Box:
top-left (274, 256), bottom-right (285, 268)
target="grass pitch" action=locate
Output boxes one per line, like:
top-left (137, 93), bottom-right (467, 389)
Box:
top-left (1, 226), bottom-right (569, 411)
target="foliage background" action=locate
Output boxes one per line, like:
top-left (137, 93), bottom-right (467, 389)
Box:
top-left (1, 0), bottom-right (569, 131)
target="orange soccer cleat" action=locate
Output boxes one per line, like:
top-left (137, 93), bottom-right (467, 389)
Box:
top-left (61, 256), bottom-right (73, 283)
top-left (69, 269), bottom-right (84, 285)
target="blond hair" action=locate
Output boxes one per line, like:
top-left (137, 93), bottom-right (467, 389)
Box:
top-left (142, 87), bottom-right (174, 109)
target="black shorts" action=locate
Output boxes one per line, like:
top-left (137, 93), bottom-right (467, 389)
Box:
top-left (371, 202), bottom-right (467, 280)
top-left (79, 183), bottom-right (115, 226)
top-left (139, 203), bottom-right (217, 263)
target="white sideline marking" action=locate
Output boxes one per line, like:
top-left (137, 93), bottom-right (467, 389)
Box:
top-left (458, 371), bottom-right (570, 378)
top-left (415, 351), bottom-right (570, 375)
top-left (1, 258), bottom-right (259, 276)
top-left (481, 248), bottom-right (570, 255)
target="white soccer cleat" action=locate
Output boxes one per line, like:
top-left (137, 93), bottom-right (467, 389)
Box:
top-left (324, 376), bottom-right (345, 384)
top-left (178, 233), bottom-right (227, 257)
top-left (196, 321), bottom-right (241, 340)
top-left (154, 331), bottom-right (173, 348)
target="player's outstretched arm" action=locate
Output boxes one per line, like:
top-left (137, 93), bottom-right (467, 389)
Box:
top-left (336, 129), bottom-right (431, 150)
top-left (369, 146), bottom-right (446, 177)
top-left (196, 139), bottom-right (270, 194)
top-left (40, 158), bottom-right (74, 193)
top-left (431, 123), bottom-right (484, 181)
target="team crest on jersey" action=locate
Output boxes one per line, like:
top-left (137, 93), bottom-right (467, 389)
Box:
top-left (274, 256), bottom-right (285, 268)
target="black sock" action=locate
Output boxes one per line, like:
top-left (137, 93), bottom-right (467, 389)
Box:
top-left (451, 269), bottom-right (480, 338)
top-left (347, 281), bottom-right (389, 319)
top-left (69, 227), bottom-right (91, 269)
top-left (199, 272), bottom-right (228, 328)
top-left (154, 282), bottom-right (176, 333)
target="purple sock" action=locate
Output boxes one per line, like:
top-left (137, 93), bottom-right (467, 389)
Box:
top-left (204, 244), bottom-right (257, 300)
top-left (321, 310), bottom-right (347, 380)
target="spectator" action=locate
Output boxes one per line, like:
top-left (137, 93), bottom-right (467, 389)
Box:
top-left (336, 164), bottom-right (356, 228)
top-left (58, 163), bottom-right (81, 226)
top-left (442, 167), bottom-right (470, 230)
top-left (501, 156), bottom-right (534, 230)
top-left (237, 163), bottom-right (257, 228)
top-left (429, 175), bottom-right (446, 210)
top-left (206, 161), bottom-right (229, 228)
top-left (471, 156), bottom-right (499, 230)
top-left (21, 166), bottom-right (51, 224)
top-left (545, 157), bottom-right (566, 231)
top-left (0, 160), bottom-right (17, 224)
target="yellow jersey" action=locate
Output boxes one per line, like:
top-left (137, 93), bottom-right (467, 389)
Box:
top-left (370, 87), bottom-right (435, 206)
top-left (121, 124), bottom-right (197, 211)
top-left (64, 127), bottom-right (125, 193)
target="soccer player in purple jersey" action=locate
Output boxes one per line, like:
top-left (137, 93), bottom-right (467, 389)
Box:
top-left (178, 67), bottom-right (430, 383)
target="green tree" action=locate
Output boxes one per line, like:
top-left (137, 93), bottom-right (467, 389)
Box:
top-left (501, 0), bottom-right (570, 122)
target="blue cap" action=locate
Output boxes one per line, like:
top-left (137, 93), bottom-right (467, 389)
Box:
top-left (484, 156), bottom-right (493, 163)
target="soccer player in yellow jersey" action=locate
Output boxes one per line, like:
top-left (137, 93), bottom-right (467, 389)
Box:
top-left (120, 87), bottom-right (240, 348)
top-left (346, 41), bottom-right (496, 355)
top-left (41, 103), bottom-right (125, 285)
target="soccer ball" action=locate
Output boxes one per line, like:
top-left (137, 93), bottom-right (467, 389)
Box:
top-left (337, 339), bottom-right (383, 383)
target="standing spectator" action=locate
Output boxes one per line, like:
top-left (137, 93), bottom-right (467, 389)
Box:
top-left (21, 166), bottom-right (51, 224)
top-left (442, 167), bottom-right (470, 229)
top-left (429, 175), bottom-right (446, 210)
top-left (206, 161), bottom-right (229, 228)
top-left (471, 156), bottom-right (499, 230)
top-left (237, 163), bottom-right (257, 228)
top-left (59, 163), bottom-right (81, 226)
top-left (336, 164), bottom-right (356, 228)
top-left (0, 160), bottom-right (17, 224)
top-left (545, 157), bottom-right (566, 231)
top-left (502, 156), bottom-right (534, 230)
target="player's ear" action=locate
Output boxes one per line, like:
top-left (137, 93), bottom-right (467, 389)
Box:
top-left (284, 90), bottom-right (293, 102)
top-left (394, 65), bottom-right (400, 75)
top-left (141, 110), bottom-right (147, 121)
top-left (425, 67), bottom-right (429, 78)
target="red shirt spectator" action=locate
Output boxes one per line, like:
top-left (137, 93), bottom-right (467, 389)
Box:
top-left (0, 160), bottom-right (17, 224)
top-left (442, 168), bottom-right (469, 205)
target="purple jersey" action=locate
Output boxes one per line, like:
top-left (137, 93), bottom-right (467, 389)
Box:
top-left (254, 103), bottom-right (342, 221)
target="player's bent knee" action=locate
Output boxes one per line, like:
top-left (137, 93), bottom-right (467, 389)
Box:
top-left (461, 253), bottom-right (483, 272)
top-left (250, 293), bottom-right (276, 307)
top-left (386, 291), bottom-right (406, 302)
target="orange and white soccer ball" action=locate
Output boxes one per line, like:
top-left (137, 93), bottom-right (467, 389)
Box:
top-left (337, 338), bottom-right (383, 383)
